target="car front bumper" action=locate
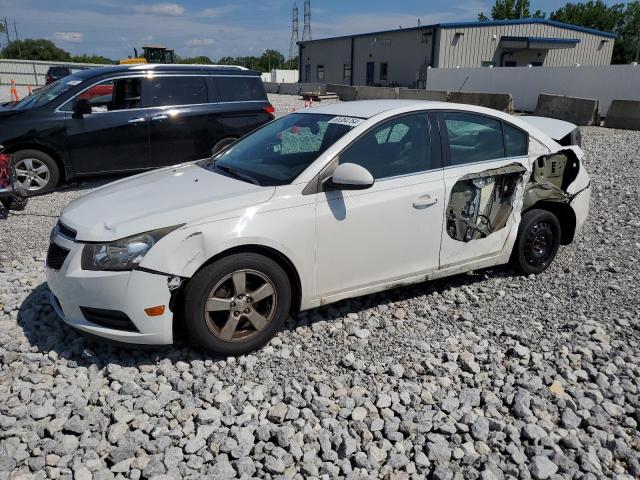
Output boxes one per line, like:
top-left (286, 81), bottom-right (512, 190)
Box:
top-left (45, 235), bottom-right (175, 345)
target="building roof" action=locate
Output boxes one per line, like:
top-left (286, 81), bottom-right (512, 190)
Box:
top-left (298, 18), bottom-right (617, 45)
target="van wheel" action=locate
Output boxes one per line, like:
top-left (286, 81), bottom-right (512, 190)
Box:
top-left (184, 253), bottom-right (291, 356)
top-left (13, 150), bottom-right (60, 195)
top-left (511, 209), bottom-right (561, 275)
top-left (211, 137), bottom-right (238, 156)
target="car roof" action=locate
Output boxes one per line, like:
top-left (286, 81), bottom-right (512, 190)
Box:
top-left (301, 100), bottom-right (450, 119)
top-left (70, 64), bottom-right (259, 80)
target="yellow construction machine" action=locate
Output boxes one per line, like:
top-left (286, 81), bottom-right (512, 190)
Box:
top-left (120, 45), bottom-right (176, 65)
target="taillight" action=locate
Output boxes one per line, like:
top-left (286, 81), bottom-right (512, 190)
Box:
top-left (0, 154), bottom-right (11, 189)
top-left (263, 104), bottom-right (276, 119)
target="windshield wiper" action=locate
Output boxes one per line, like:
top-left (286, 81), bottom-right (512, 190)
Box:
top-left (215, 164), bottom-right (259, 185)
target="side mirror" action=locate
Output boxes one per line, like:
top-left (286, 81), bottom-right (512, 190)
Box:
top-left (72, 98), bottom-right (92, 118)
top-left (326, 163), bottom-right (375, 191)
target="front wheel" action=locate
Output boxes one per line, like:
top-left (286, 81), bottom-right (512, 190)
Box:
top-left (12, 149), bottom-right (60, 195)
top-left (511, 209), bottom-right (561, 275)
top-left (184, 253), bottom-right (292, 356)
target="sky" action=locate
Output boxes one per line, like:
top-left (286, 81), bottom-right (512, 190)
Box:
top-left (0, 1), bottom-right (624, 61)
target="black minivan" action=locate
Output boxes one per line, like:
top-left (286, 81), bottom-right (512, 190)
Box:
top-left (0, 65), bottom-right (275, 194)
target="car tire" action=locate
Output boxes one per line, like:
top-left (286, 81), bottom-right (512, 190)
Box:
top-left (12, 150), bottom-right (60, 195)
top-left (511, 208), bottom-right (561, 275)
top-left (184, 253), bottom-right (292, 356)
top-left (211, 137), bottom-right (238, 156)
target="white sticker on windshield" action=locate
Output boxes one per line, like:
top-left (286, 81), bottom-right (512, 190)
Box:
top-left (66, 80), bottom-right (82, 86)
top-left (328, 116), bottom-right (364, 127)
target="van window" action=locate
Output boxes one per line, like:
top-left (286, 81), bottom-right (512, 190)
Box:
top-left (145, 76), bottom-right (209, 107)
top-left (213, 77), bottom-right (266, 102)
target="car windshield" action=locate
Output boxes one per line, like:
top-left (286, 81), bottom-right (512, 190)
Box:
top-left (199, 113), bottom-right (361, 186)
top-left (12, 75), bottom-right (83, 110)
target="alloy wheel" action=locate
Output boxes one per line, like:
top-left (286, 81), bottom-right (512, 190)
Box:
top-left (14, 158), bottom-right (50, 192)
top-left (523, 221), bottom-right (555, 267)
top-left (203, 269), bottom-right (277, 342)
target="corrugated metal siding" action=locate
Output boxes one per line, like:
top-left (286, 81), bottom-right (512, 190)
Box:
top-left (299, 38), bottom-right (352, 85)
top-left (352, 29), bottom-right (434, 87)
top-left (0, 59), bottom-right (105, 87)
top-left (436, 24), bottom-right (613, 68)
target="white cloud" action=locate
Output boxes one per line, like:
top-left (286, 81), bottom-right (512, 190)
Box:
top-left (200, 6), bottom-right (236, 18)
top-left (185, 38), bottom-right (215, 46)
top-left (53, 31), bottom-right (84, 42)
top-left (133, 3), bottom-right (184, 16)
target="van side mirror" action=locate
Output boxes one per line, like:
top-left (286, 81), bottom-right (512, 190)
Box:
top-left (325, 163), bottom-right (375, 191)
top-left (72, 99), bottom-right (92, 118)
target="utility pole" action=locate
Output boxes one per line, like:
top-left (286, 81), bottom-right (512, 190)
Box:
top-left (3, 18), bottom-right (10, 47)
top-left (13, 20), bottom-right (21, 58)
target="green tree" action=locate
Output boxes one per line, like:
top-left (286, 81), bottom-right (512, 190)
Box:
top-left (550, 1), bottom-right (640, 64)
top-left (479, 0), bottom-right (545, 21)
top-left (176, 55), bottom-right (213, 64)
top-left (217, 50), bottom-right (290, 72)
top-left (1, 38), bottom-right (71, 61)
top-left (550, 0), bottom-right (623, 33)
top-left (70, 54), bottom-right (114, 64)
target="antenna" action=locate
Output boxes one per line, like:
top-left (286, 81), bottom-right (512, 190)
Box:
top-left (288, 3), bottom-right (299, 60)
top-left (302, 0), bottom-right (311, 41)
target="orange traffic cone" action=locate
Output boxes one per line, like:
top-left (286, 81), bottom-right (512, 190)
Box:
top-left (10, 80), bottom-right (20, 101)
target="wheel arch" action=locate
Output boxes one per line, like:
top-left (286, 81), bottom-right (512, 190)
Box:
top-left (523, 201), bottom-right (576, 245)
top-left (187, 244), bottom-right (302, 314)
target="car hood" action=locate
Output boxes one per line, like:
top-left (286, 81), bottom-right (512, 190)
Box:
top-left (60, 163), bottom-right (275, 242)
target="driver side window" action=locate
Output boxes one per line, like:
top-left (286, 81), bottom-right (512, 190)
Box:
top-left (69, 77), bottom-right (142, 113)
top-left (339, 113), bottom-right (432, 180)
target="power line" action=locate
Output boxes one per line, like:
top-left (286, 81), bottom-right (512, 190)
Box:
top-left (13, 20), bottom-right (21, 58)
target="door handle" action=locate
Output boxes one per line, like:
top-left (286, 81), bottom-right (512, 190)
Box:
top-left (128, 117), bottom-right (146, 124)
top-left (413, 195), bottom-right (438, 209)
top-left (151, 114), bottom-right (169, 121)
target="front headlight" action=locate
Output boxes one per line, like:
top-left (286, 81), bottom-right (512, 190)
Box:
top-left (81, 225), bottom-right (182, 271)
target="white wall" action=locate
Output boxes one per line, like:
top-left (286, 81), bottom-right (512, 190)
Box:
top-left (426, 64), bottom-right (640, 115)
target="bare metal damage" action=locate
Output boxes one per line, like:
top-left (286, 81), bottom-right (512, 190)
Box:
top-left (446, 149), bottom-right (581, 243)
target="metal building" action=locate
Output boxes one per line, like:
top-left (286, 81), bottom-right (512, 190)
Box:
top-left (298, 19), bottom-right (616, 88)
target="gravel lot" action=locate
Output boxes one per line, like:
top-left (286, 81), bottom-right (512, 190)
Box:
top-left (1, 102), bottom-right (639, 480)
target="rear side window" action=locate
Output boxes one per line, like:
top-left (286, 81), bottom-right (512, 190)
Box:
top-left (145, 76), bottom-right (208, 107)
top-left (213, 77), bottom-right (266, 102)
top-left (442, 112), bottom-right (505, 166)
top-left (504, 124), bottom-right (528, 156)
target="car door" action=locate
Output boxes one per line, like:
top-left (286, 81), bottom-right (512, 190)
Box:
top-left (314, 112), bottom-right (445, 298)
top-left (65, 77), bottom-right (150, 174)
top-left (436, 111), bottom-right (530, 268)
top-left (145, 75), bottom-right (223, 166)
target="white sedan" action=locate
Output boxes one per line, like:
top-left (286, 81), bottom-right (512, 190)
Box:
top-left (46, 100), bottom-right (591, 355)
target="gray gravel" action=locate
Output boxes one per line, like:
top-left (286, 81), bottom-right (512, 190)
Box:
top-left (1, 111), bottom-right (639, 479)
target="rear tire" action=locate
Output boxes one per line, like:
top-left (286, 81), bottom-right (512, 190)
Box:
top-left (12, 149), bottom-right (60, 195)
top-left (184, 253), bottom-right (291, 356)
top-left (511, 209), bottom-right (561, 275)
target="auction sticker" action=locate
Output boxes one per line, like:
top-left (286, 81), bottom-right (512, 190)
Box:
top-left (66, 80), bottom-right (82, 86)
top-left (328, 116), bottom-right (364, 127)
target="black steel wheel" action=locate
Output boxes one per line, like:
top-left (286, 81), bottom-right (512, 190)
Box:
top-left (511, 209), bottom-right (561, 275)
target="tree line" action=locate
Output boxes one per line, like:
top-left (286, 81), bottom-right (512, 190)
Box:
top-left (0, 39), bottom-right (298, 71)
top-left (479, 0), bottom-right (640, 64)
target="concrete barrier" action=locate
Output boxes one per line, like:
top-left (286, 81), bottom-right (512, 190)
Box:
top-left (604, 100), bottom-right (640, 130)
top-left (278, 83), bottom-right (301, 96)
top-left (448, 92), bottom-right (514, 113)
top-left (327, 84), bottom-right (358, 101)
top-left (263, 82), bottom-right (280, 94)
top-left (299, 83), bottom-right (326, 94)
top-left (398, 89), bottom-right (449, 102)
top-left (356, 86), bottom-right (398, 100)
top-left (534, 93), bottom-right (599, 126)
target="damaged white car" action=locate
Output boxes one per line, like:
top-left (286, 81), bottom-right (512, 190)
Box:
top-left (46, 101), bottom-right (591, 355)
